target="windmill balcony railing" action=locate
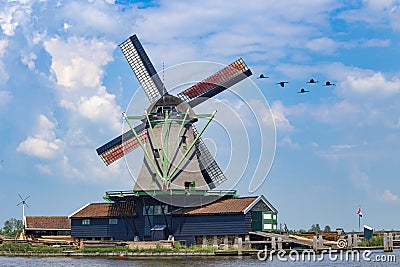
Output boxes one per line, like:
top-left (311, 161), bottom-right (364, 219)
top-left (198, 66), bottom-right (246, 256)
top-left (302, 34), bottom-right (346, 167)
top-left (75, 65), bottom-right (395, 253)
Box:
top-left (103, 189), bottom-right (238, 202)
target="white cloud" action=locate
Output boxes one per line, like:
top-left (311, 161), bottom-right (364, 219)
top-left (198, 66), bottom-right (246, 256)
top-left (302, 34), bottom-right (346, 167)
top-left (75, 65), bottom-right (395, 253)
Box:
top-left (338, 0), bottom-right (400, 31)
top-left (342, 72), bottom-right (400, 98)
top-left (44, 36), bottom-right (115, 89)
top-left (270, 101), bottom-right (294, 132)
top-left (349, 169), bottom-right (399, 202)
top-left (331, 144), bottom-right (356, 151)
top-left (0, 5), bottom-right (21, 36)
top-left (17, 115), bottom-right (62, 159)
top-left (17, 137), bottom-right (61, 159)
top-left (35, 164), bottom-right (53, 175)
top-left (0, 39), bottom-right (9, 83)
top-left (60, 1), bottom-right (127, 36)
top-left (380, 190), bottom-right (399, 202)
top-left (306, 37), bottom-right (338, 54)
top-left (361, 38), bottom-right (391, 48)
top-left (280, 136), bottom-right (300, 149)
top-left (77, 87), bottom-right (121, 131)
top-left (20, 51), bottom-right (36, 70)
top-left (44, 36), bottom-right (122, 133)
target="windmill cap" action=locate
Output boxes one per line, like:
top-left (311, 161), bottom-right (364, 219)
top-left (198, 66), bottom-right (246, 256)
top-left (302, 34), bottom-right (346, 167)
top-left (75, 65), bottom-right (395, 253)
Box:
top-left (144, 93), bottom-right (198, 122)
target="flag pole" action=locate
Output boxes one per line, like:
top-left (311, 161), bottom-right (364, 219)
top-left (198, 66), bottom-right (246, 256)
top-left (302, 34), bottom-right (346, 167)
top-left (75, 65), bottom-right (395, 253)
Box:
top-left (358, 214), bottom-right (360, 232)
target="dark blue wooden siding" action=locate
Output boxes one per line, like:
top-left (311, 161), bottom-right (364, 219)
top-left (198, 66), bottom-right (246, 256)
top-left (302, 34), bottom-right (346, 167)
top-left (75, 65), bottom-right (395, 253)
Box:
top-left (71, 218), bottom-right (109, 238)
top-left (71, 212), bottom-right (251, 243)
top-left (71, 217), bottom-right (140, 241)
top-left (172, 213), bottom-right (251, 237)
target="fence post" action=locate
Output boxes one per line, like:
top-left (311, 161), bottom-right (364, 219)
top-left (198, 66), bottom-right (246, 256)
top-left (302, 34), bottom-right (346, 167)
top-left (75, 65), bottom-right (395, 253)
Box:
top-left (238, 237), bottom-right (243, 256)
top-left (353, 234), bottom-right (358, 248)
top-left (271, 236), bottom-right (276, 251)
top-left (277, 237), bottom-right (282, 250)
top-left (318, 235), bottom-right (324, 248)
top-left (347, 234), bottom-right (352, 249)
top-left (313, 236), bottom-right (318, 250)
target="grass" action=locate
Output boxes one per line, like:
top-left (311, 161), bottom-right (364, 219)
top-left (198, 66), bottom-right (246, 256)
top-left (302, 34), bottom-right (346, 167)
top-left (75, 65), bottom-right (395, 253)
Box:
top-left (358, 236), bottom-right (384, 247)
top-left (0, 243), bottom-right (63, 253)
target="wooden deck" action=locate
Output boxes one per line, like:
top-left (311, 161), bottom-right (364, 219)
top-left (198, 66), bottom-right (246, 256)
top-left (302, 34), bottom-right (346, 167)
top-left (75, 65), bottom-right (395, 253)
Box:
top-left (249, 231), bottom-right (330, 249)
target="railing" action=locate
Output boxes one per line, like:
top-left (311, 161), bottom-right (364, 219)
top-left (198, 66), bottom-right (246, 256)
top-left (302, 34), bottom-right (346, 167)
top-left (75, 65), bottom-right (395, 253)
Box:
top-left (103, 190), bottom-right (238, 202)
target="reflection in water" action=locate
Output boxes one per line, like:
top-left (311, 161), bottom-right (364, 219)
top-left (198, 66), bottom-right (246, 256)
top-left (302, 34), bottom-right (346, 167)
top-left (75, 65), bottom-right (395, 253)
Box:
top-left (0, 250), bottom-right (398, 267)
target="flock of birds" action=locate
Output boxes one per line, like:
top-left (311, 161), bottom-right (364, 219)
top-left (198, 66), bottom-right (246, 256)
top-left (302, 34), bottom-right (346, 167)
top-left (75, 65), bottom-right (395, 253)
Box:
top-left (257, 74), bottom-right (335, 94)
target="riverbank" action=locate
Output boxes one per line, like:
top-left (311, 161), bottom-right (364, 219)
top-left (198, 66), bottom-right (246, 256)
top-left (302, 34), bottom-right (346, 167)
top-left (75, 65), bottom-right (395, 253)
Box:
top-left (0, 247), bottom-right (396, 258)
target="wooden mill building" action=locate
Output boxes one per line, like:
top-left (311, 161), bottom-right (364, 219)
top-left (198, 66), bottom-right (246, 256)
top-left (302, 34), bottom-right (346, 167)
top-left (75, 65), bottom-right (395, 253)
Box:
top-left (24, 216), bottom-right (71, 238)
top-left (69, 191), bottom-right (277, 246)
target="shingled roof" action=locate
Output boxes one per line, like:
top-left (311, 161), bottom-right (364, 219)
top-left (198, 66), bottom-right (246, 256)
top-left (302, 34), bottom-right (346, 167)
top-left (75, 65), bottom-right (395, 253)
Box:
top-left (173, 197), bottom-right (258, 215)
top-left (69, 202), bottom-right (136, 218)
top-left (25, 216), bottom-right (71, 230)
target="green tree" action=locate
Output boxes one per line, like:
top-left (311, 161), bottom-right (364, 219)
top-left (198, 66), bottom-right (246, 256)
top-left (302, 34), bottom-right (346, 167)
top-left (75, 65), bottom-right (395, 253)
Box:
top-left (324, 225), bottom-right (331, 232)
top-left (309, 224), bottom-right (322, 233)
top-left (2, 218), bottom-right (23, 237)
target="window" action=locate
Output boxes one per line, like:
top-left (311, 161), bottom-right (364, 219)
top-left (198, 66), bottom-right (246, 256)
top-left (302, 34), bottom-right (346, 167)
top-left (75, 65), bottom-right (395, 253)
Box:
top-left (82, 219), bottom-right (90, 225)
top-left (184, 181), bottom-right (195, 190)
top-left (143, 205), bottom-right (168, 215)
top-left (143, 205), bottom-right (154, 215)
top-left (263, 213), bottom-right (272, 220)
top-left (154, 205), bottom-right (162, 215)
top-left (263, 223), bottom-right (272, 230)
top-left (109, 219), bottom-right (118, 225)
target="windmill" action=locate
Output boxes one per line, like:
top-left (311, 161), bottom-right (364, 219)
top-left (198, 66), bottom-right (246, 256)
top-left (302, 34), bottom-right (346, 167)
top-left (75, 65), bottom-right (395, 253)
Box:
top-left (96, 35), bottom-right (252, 194)
top-left (17, 193), bottom-right (30, 228)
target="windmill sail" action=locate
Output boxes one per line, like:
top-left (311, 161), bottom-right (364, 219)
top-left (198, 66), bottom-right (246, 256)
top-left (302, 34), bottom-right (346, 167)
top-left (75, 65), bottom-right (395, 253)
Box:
top-left (177, 58), bottom-right (252, 108)
top-left (96, 123), bottom-right (147, 166)
top-left (119, 35), bottom-right (165, 104)
top-left (192, 126), bottom-right (227, 189)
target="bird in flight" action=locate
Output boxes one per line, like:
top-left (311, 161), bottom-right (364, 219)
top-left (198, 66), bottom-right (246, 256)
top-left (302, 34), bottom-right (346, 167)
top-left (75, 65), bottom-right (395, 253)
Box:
top-left (306, 78), bottom-right (318, 84)
top-left (297, 88), bottom-right (310, 94)
top-left (323, 81), bottom-right (335, 86)
top-left (276, 81), bottom-right (288, 87)
top-left (257, 74), bottom-right (269, 79)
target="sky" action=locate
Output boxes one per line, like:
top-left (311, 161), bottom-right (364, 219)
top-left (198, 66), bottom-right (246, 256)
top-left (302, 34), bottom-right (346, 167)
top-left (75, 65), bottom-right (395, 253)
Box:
top-left (1, 0), bottom-right (400, 232)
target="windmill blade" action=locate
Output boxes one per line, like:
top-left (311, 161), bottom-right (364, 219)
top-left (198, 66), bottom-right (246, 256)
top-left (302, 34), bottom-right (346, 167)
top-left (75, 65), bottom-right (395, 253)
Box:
top-left (96, 123), bottom-right (147, 166)
top-left (193, 126), bottom-right (227, 189)
top-left (177, 58), bottom-right (252, 108)
top-left (17, 201), bottom-right (23, 206)
top-left (119, 35), bottom-right (165, 104)
top-left (24, 195), bottom-right (30, 201)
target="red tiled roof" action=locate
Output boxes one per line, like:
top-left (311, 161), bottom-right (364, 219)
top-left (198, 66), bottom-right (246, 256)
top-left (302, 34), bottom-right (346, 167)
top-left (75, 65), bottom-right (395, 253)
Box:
top-left (25, 216), bottom-right (71, 230)
top-left (70, 202), bottom-right (135, 218)
top-left (174, 197), bottom-right (258, 215)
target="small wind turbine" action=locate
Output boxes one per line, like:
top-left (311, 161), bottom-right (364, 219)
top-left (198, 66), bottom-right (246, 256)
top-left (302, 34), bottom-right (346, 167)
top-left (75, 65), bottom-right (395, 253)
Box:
top-left (17, 193), bottom-right (30, 228)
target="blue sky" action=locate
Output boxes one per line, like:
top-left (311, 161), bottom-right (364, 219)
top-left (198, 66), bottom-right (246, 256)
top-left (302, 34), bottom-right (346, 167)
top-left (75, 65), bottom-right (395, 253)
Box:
top-left (1, 0), bottom-right (400, 232)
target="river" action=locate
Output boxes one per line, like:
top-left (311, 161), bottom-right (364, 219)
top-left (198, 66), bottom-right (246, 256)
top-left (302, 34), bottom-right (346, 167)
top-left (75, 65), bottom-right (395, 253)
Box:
top-left (0, 249), bottom-right (398, 266)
